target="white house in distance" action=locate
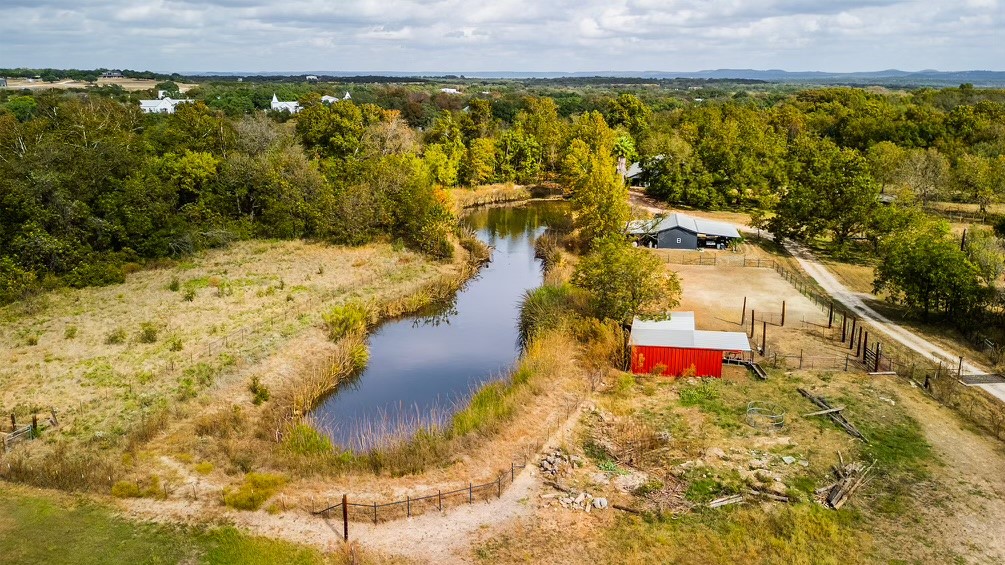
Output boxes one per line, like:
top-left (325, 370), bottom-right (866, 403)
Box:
top-left (320, 92), bottom-right (352, 104)
top-left (440, 88), bottom-right (462, 95)
top-left (271, 94), bottom-right (301, 113)
top-left (138, 91), bottom-right (193, 114)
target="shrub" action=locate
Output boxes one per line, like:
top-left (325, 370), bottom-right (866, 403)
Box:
top-left (105, 328), bottom-right (127, 345)
top-left (284, 423), bottom-right (334, 456)
top-left (63, 326), bottom-right (78, 340)
top-left (168, 277), bottom-right (181, 292)
top-left (194, 462), bottom-right (214, 475)
top-left (64, 262), bottom-right (125, 289)
top-left (322, 300), bottom-right (372, 341)
top-left (168, 337), bottom-right (183, 351)
top-left (0, 257), bottom-right (37, 305)
top-left (249, 376), bottom-right (270, 405)
top-left (182, 288), bottom-right (196, 302)
top-left (223, 473), bottom-right (286, 511)
top-left (24, 334), bottom-right (38, 346)
top-left (137, 322), bottom-right (158, 344)
top-left (111, 481), bottom-right (141, 498)
top-left (679, 382), bottom-right (719, 406)
top-left (518, 284), bottom-right (579, 347)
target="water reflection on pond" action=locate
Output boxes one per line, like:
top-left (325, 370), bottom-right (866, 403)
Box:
top-left (311, 201), bottom-right (569, 451)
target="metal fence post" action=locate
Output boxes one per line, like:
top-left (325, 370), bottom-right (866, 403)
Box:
top-left (373, 502), bottom-right (378, 524)
top-left (407, 496), bottom-right (411, 517)
top-left (438, 490), bottom-right (442, 511)
top-left (342, 494), bottom-right (348, 541)
top-left (469, 482), bottom-right (473, 504)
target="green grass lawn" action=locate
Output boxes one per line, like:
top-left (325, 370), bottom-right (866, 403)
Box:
top-left (0, 488), bottom-right (329, 565)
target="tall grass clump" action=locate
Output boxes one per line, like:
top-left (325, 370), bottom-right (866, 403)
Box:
top-left (322, 300), bottom-right (373, 341)
top-left (223, 472), bottom-right (286, 511)
top-left (518, 283), bottom-right (582, 347)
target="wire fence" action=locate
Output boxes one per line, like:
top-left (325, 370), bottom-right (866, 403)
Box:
top-left (314, 459), bottom-right (529, 532)
top-left (652, 250), bottom-right (780, 269)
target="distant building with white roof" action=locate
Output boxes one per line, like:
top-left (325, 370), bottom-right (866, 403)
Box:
top-left (271, 94), bottom-right (301, 113)
top-left (138, 92), bottom-right (193, 114)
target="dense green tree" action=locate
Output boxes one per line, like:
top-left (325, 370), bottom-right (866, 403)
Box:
top-left (562, 139), bottom-right (629, 245)
top-left (875, 223), bottom-right (987, 320)
top-left (572, 237), bottom-right (681, 322)
top-left (769, 136), bottom-right (878, 244)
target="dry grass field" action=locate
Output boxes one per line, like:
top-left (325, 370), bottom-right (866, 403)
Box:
top-left (3, 77), bottom-right (196, 92)
top-left (0, 239), bottom-right (462, 490)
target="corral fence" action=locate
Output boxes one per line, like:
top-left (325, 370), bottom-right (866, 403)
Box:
top-left (2, 410), bottom-right (59, 453)
top-left (923, 205), bottom-right (993, 226)
top-left (654, 251), bottom-right (779, 269)
top-left (314, 459), bottom-right (528, 540)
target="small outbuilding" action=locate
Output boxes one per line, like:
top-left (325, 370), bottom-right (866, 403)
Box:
top-left (627, 212), bottom-right (741, 250)
top-left (629, 312), bottom-right (751, 377)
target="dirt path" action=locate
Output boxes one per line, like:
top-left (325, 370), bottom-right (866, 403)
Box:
top-left (893, 381), bottom-right (1005, 563)
top-left (782, 240), bottom-right (1005, 403)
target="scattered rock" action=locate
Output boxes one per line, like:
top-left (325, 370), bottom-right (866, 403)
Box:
top-left (593, 497), bottom-right (608, 509)
top-left (782, 456), bottom-right (796, 465)
top-left (766, 481), bottom-right (789, 497)
top-left (614, 471), bottom-right (648, 493)
top-left (748, 459), bottom-right (769, 470)
top-left (705, 447), bottom-right (726, 460)
top-left (798, 460), bottom-right (810, 468)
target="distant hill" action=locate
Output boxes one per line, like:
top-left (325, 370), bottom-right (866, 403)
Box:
top-left (194, 69), bottom-right (1005, 87)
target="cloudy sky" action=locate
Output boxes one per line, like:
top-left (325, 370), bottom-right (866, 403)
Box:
top-left (2, 0), bottom-right (1002, 73)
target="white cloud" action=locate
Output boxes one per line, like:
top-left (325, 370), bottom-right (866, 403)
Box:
top-left (0, 0), bottom-right (1000, 72)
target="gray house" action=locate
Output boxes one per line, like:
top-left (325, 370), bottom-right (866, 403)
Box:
top-left (627, 213), bottom-right (741, 250)
top-left (0, 78), bottom-right (7, 88)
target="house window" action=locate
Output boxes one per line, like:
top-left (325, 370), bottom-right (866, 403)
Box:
top-left (676, 238), bottom-right (682, 244)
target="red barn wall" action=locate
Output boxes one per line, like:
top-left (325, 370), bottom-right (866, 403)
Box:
top-left (631, 346), bottom-right (724, 377)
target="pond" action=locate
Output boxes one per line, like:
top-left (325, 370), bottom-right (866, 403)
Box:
top-left (311, 201), bottom-right (570, 451)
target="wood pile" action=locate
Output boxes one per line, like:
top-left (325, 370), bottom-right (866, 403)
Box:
top-left (816, 455), bottom-right (875, 509)
top-left (797, 388), bottom-right (868, 442)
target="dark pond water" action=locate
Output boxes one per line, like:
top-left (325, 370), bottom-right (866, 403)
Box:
top-left (311, 201), bottom-right (570, 451)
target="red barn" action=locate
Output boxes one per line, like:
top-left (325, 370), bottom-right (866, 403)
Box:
top-left (630, 312), bottom-right (752, 377)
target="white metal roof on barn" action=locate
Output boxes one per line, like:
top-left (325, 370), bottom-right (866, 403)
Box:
top-left (630, 313), bottom-right (751, 352)
top-left (626, 213), bottom-right (740, 239)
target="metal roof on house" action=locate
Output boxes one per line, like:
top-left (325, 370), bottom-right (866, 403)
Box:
top-left (625, 162), bottom-right (643, 178)
top-left (630, 313), bottom-right (751, 352)
top-left (626, 212), bottom-right (740, 239)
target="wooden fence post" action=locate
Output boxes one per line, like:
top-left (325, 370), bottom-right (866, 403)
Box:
top-left (469, 482), bottom-right (473, 504)
top-left (511, 462), bottom-right (515, 482)
top-left (438, 490), bottom-right (442, 511)
top-left (849, 319), bottom-right (857, 347)
top-left (958, 356), bottom-right (964, 378)
top-left (342, 494), bottom-right (348, 541)
top-left (9, 414), bottom-right (15, 432)
top-left (863, 332), bottom-right (869, 360)
top-left (750, 310), bottom-right (755, 338)
top-left (407, 495), bottom-right (411, 517)
top-left (856, 330), bottom-right (863, 357)
top-left (799, 350), bottom-right (804, 369)
top-left (841, 316), bottom-right (847, 342)
top-left (828, 302), bottom-right (834, 328)
top-left (781, 301), bottom-right (786, 326)
top-left (373, 502), bottom-right (378, 524)
top-left (741, 297), bottom-right (747, 325)
top-left (761, 321), bottom-right (767, 355)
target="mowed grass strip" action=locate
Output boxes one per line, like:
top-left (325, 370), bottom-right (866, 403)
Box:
top-left (0, 488), bottom-right (330, 565)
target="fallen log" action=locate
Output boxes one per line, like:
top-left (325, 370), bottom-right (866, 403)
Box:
top-left (803, 406), bottom-right (845, 417)
top-left (709, 494), bottom-right (743, 508)
top-left (747, 489), bottom-right (790, 503)
top-left (797, 388), bottom-right (868, 443)
top-left (612, 504), bottom-right (645, 515)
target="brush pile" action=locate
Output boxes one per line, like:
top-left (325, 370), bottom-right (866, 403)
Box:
top-left (816, 455), bottom-right (875, 509)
